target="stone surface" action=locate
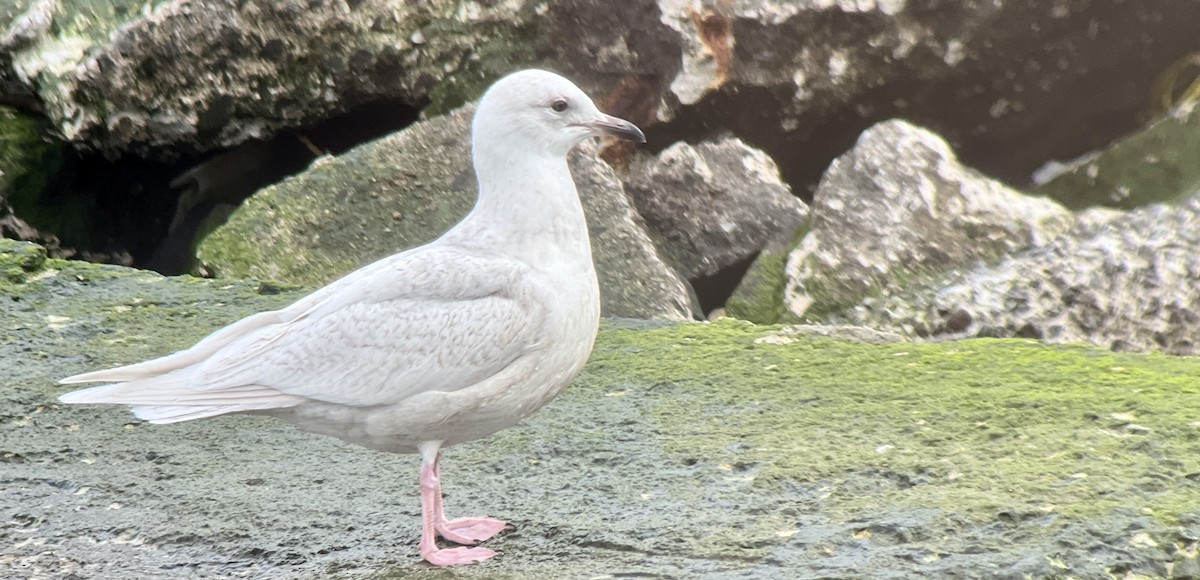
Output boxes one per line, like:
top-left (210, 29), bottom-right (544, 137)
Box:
top-left (2, 0), bottom-right (1194, 188)
top-left (197, 104), bottom-right (698, 321)
top-left (1035, 102), bottom-right (1200, 210)
top-left (5, 251), bottom-right (1200, 577)
top-left (0, 0), bottom-right (682, 160)
top-left (623, 136), bottom-right (808, 279)
top-left (723, 230), bottom-right (800, 324)
top-left (783, 119), bottom-right (1072, 320)
top-left (847, 195), bottom-right (1200, 356)
top-left (652, 0), bottom-right (1200, 199)
top-left (5, 0), bottom-right (512, 158)
top-left (3, 0), bottom-right (1198, 285)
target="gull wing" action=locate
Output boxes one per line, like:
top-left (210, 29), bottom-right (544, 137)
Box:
top-left (60, 246), bottom-right (545, 417)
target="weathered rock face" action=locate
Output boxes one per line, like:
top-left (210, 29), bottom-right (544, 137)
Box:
top-left (2, 0), bottom-right (1198, 340)
top-left (851, 195), bottom-right (1200, 355)
top-left (197, 104), bottom-right (698, 321)
top-left (623, 137), bottom-right (808, 280)
top-left (1, 0), bottom-right (683, 160)
top-left (10, 0), bottom-right (510, 158)
top-left (653, 0), bottom-right (1200, 200)
top-left (782, 119), bottom-right (1072, 320)
top-left (3, 0), bottom-right (1193, 186)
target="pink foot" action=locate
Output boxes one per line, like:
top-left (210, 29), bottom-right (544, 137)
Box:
top-left (437, 516), bottom-right (508, 544)
top-left (421, 545), bottom-right (497, 566)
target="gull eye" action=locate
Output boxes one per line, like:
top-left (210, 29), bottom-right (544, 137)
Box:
top-left (550, 98), bottom-right (569, 112)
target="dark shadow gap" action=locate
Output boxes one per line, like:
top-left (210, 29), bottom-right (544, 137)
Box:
top-left (148, 97), bottom-right (425, 275)
top-left (6, 97), bottom-right (425, 275)
top-left (690, 254), bottom-right (758, 316)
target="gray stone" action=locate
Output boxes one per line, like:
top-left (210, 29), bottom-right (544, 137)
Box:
top-left (783, 119), bottom-right (1072, 320)
top-left (197, 104), bottom-right (698, 321)
top-left (623, 136), bottom-right (808, 279)
top-left (653, 0), bottom-right (1200, 197)
top-left (4, 0), bottom-right (1192, 190)
top-left (752, 323), bottom-right (905, 346)
top-left (903, 196), bottom-right (1200, 355)
top-left (0, 0), bottom-right (682, 160)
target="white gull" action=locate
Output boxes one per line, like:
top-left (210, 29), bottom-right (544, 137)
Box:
top-left (58, 69), bottom-right (646, 566)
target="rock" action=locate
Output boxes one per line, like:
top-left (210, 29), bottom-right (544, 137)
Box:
top-left (623, 137), bottom-right (808, 279)
top-left (895, 196), bottom-right (1200, 355)
top-left (6, 252), bottom-right (1200, 577)
top-left (3, 0), bottom-right (1191, 189)
top-left (0, 105), bottom-right (74, 255)
top-left (197, 104), bottom-right (698, 321)
top-left (653, 0), bottom-right (1200, 199)
top-left (0, 236), bottom-right (45, 282)
top-left (783, 119), bottom-right (1072, 320)
top-left (724, 232), bottom-right (799, 324)
top-left (1035, 103), bottom-right (1200, 210)
top-left (573, 143), bottom-right (700, 321)
top-left (752, 323), bottom-right (904, 346)
top-left (0, 0), bottom-right (681, 160)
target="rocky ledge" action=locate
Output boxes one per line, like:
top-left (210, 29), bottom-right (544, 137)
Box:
top-left (4, 240), bottom-right (1200, 578)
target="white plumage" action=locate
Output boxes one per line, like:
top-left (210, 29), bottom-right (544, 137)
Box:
top-left (58, 69), bottom-right (646, 566)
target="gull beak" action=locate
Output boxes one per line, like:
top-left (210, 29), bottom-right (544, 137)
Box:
top-left (580, 114), bottom-right (647, 143)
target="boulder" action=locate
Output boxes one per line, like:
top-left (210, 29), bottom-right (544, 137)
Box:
top-left (197, 104), bottom-right (698, 321)
top-left (0, 0), bottom-right (682, 160)
top-left (653, 0), bottom-right (1200, 199)
top-left (879, 195), bottom-right (1200, 355)
top-left (2, 0), bottom-right (1194, 191)
top-left (623, 137), bottom-right (808, 280)
top-left (783, 119), bottom-right (1072, 320)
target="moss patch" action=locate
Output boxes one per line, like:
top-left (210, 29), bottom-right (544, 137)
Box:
top-left (1037, 105), bottom-right (1200, 209)
top-left (591, 320), bottom-right (1200, 526)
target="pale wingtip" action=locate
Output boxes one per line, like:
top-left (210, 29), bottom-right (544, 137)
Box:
top-left (59, 367), bottom-right (130, 385)
top-left (57, 383), bottom-right (119, 405)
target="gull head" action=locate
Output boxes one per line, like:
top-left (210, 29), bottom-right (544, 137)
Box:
top-left (473, 69), bottom-right (646, 157)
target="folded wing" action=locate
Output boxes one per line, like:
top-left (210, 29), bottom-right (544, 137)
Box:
top-left (59, 247), bottom-right (543, 423)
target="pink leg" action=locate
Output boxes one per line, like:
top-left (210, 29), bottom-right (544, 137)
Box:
top-left (417, 442), bottom-right (497, 566)
top-left (430, 452), bottom-right (508, 544)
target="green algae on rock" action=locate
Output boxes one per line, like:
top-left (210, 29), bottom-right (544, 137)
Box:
top-left (1036, 104), bottom-right (1200, 209)
top-left (725, 222), bottom-right (808, 325)
top-left (5, 250), bottom-right (1200, 577)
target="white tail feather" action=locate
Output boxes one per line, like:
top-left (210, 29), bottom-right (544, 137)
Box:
top-left (58, 371), bottom-right (303, 424)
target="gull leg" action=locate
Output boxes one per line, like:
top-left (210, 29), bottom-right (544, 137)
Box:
top-left (430, 451), bottom-right (508, 544)
top-left (417, 441), bottom-right (496, 566)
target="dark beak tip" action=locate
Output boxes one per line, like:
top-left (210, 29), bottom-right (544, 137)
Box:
top-left (590, 116), bottom-right (646, 144)
top-left (613, 121), bottom-right (647, 144)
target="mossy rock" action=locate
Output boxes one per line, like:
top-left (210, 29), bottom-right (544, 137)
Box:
top-left (1037, 105), bottom-right (1200, 209)
top-left (725, 222), bottom-right (808, 324)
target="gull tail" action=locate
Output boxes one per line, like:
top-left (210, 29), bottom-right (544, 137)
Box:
top-left (59, 372), bottom-right (304, 425)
